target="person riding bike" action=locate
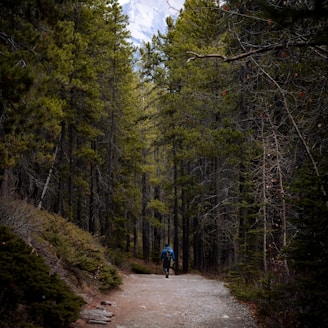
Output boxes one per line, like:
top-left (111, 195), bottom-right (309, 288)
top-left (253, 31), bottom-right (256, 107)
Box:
top-left (160, 244), bottom-right (175, 278)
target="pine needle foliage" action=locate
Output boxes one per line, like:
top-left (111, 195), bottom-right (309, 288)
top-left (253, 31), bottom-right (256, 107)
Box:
top-left (37, 211), bottom-right (122, 291)
top-left (0, 224), bottom-right (84, 328)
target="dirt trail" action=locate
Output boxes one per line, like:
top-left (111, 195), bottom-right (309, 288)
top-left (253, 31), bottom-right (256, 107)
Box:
top-left (104, 273), bottom-right (258, 328)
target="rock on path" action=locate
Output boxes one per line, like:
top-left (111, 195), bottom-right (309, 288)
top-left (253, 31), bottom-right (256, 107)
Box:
top-left (107, 273), bottom-right (258, 328)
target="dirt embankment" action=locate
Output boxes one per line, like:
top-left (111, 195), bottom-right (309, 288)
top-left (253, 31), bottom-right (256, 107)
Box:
top-left (76, 273), bottom-right (258, 328)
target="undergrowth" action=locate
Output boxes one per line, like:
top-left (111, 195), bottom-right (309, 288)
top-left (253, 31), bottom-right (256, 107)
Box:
top-left (0, 199), bottom-right (125, 327)
top-left (0, 225), bottom-right (84, 328)
top-left (40, 212), bottom-right (122, 290)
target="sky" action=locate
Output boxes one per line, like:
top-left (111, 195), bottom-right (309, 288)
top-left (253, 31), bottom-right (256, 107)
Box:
top-left (117, 0), bottom-right (185, 44)
top-left (118, 0), bottom-right (184, 8)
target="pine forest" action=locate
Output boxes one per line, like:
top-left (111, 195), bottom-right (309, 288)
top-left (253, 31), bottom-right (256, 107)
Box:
top-left (1, 0), bottom-right (328, 327)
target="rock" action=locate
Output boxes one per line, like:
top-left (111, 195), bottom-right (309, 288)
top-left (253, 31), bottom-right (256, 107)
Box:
top-left (101, 300), bottom-right (116, 306)
top-left (86, 319), bottom-right (109, 325)
top-left (96, 305), bottom-right (106, 310)
top-left (80, 300), bottom-right (116, 325)
top-left (81, 308), bottom-right (113, 318)
top-left (80, 308), bottom-right (113, 324)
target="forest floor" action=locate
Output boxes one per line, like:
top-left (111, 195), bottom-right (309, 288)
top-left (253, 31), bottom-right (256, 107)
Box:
top-left (73, 271), bottom-right (259, 328)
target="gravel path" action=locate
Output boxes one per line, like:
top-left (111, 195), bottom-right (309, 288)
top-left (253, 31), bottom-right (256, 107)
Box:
top-left (108, 273), bottom-right (258, 328)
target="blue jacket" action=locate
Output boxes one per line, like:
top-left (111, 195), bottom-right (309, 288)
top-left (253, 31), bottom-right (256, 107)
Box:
top-left (161, 246), bottom-right (175, 261)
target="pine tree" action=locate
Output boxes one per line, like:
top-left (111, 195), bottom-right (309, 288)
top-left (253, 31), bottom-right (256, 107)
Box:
top-left (0, 0), bottom-right (50, 197)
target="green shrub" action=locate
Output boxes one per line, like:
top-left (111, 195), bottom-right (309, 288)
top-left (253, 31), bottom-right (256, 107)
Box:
top-left (105, 247), bottom-right (129, 267)
top-left (41, 214), bottom-right (122, 291)
top-left (131, 261), bottom-right (152, 274)
top-left (0, 225), bottom-right (84, 328)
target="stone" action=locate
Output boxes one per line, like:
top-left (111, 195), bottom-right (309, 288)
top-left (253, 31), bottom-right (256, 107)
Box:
top-left (86, 319), bottom-right (109, 325)
top-left (101, 300), bottom-right (116, 306)
top-left (80, 308), bottom-right (113, 324)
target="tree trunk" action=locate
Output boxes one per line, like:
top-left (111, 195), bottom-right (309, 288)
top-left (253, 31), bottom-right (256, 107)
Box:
top-left (38, 134), bottom-right (62, 210)
top-left (0, 168), bottom-right (9, 198)
top-left (142, 172), bottom-right (150, 262)
top-left (173, 142), bottom-right (179, 275)
top-left (89, 154), bottom-right (95, 234)
top-left (261, 116), bottom-right (268, 272)
top-left (154, 185), bottom-right (162, 263)
top-left (182, 185), bottom-right (189, 273)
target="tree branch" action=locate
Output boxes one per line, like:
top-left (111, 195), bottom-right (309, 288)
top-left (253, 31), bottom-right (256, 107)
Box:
top-left (252, 59), bottom-right (327, 199)
top-left (187, 41), bottom-right (322, 62)
top-left (0, 31), bottom-right (19, 50)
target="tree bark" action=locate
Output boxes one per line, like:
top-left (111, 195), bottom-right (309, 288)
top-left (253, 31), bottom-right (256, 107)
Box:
top-left (173, 148), bottom-right (179, 275)
top-left (38, 134), bottom-right (62, 210)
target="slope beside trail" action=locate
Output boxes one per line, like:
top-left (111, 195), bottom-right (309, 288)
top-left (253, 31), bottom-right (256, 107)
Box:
top-left (99, 273), bottom-right (258, 328)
